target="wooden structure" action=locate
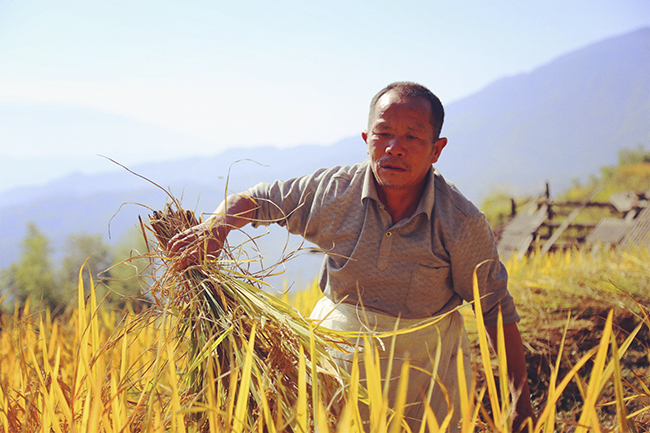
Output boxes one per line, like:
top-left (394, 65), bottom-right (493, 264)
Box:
top-left (497, 201), bottom-right (549, 260)
top-left (497, 185), bottom-right (650, 260)
top-left (586, 201), bottom-right (650, 249)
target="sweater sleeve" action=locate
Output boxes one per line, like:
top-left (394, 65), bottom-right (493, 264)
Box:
top-left (245, 166), bottom-right (353, 240)
top-left (450, 211), bottom-right (520, 327)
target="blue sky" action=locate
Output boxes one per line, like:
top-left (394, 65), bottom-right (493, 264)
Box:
top-left (1, 0), bottom-right (649, 181)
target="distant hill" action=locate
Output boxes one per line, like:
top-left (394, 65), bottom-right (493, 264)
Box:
top-left (0, 138), bottom-right (368, 289)
top-left (0, 103), bottom-right (227, 192)
top-left (1, 27), bottom-right (649, 289)
top-left (437, 26), bottom-right (650, 199)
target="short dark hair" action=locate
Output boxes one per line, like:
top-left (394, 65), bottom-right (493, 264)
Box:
top-left (369, 81), bottom-right (445, 140)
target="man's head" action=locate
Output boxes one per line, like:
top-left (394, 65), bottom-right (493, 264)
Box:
top-left (362, 82), bottom-right (448, 195)
top-left (368, 81), bottom-right (445, 140)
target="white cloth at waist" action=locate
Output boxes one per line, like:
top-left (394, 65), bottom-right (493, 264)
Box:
top-left (310, 296), bottom-right (471, 433)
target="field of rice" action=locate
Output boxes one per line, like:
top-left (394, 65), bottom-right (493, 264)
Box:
top-left (1, 205), bottom-right (649, 432)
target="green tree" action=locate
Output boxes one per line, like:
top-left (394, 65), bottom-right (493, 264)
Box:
top-left (59, 232), bottom-right (114, 302)
top-left (618, 143), bottom-right (650, 166)
top-left (1, 222), bottom-right (61, 311)
top-left (479, 189), bottom-right (531, 231)
top-left (106, 226), bottom-right (150, 306)
top-left (0, 223), bottom-right (152, 313)
top-left (58, 229), bottom-right (149, 309)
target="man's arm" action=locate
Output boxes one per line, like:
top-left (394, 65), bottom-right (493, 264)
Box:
top-left (486, 321), bottom-right (536, 432)
top-left (168, 193), bottom-right (257, 269)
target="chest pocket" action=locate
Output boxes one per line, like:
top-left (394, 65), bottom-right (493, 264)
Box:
top-left (406, 262), bottom-right (453, 317)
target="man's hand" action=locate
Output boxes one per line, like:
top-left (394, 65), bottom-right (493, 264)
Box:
top-left (486, 322), bottom-right (537, 432)
top-left (167, 219), bottom-right (227, 269)
top-left (167, 192), bottom-right (258, 270)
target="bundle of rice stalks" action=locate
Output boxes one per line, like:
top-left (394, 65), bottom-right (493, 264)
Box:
top-left (141, 201), bottom-right (348, 431)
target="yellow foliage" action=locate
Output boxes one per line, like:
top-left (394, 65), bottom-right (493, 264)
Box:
top-left (0, 247), bottom-right (649, 432)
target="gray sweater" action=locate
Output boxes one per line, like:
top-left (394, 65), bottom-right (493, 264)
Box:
top-left (248, 159), bottom-right (519, 326)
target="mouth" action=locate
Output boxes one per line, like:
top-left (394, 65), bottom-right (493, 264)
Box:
top-left (378, 159), bottom-right (408, 172)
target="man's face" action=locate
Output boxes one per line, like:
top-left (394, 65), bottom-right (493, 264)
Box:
top-left (362, 91), bottom-right (447, 192)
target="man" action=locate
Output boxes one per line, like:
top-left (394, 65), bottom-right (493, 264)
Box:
top-left (169, 82), bottom-right (535, 431)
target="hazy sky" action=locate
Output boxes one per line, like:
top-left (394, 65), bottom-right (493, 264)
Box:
top-left (1, 1), bottom-right (649, 163)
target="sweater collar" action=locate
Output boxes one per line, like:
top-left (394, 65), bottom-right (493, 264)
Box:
top-left (360, 159), bottom-right (436, 220)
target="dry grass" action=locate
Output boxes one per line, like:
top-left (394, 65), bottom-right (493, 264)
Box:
top-left (0, 201), bottom-right (649, 432)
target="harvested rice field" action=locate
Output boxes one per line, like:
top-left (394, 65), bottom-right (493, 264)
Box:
top-left (1, 202), bottom-right (649, 432)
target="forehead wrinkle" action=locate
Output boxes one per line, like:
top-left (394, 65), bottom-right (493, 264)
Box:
top-left (372, 117), bottom-right (428, 132)
top-left (373, 120), bottom-right (390, 130)
top-left (369, 94), bottom-right (434, 136)
top-left (407, 123), bottom-right (426, 131)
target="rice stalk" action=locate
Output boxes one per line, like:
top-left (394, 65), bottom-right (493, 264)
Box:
top-left (471, 260), bottom-right (502, 427)
top-left (1, 182), bottom-right (649, 431)
top-left (142, 201), bottom-right (348, 431)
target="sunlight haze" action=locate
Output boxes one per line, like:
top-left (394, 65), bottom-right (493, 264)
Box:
top-left (1, 0), bottom-right (649, 190)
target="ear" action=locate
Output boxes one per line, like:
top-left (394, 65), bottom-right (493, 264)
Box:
top-left (431, 137), bottom-right (447, 163)
top-left (362, 130), bottom-right (369, 154)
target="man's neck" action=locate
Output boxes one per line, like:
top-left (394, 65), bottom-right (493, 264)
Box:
top-left (376, 182), bottom-right (426, 225)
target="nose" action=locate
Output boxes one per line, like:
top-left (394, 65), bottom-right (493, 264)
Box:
top-left (386, 137), bottom-right (405, 157)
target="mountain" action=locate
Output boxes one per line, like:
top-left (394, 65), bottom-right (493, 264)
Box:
top-left (0, 137), bottom-right (368, 289)
top-left (436, 27), bottom-right (650, 199)
top-left (0, 103), bottom-right (229, 192)
top-left (1, 27), bottom-right (649, 289)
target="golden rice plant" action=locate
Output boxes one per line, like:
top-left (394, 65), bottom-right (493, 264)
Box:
top-left (503, 247), bottom-right (650, 429)
top-left (138, 200), bottom-right (355, 432)
top-left (1, 260), bottom-right (649, 432)
top-left (1, 197), bottom-right (649, 431)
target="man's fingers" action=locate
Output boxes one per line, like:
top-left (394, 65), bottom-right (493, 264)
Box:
top-left (168, 227), bottom-right (203, 255)
top-left (166, 224), bottom-right (225, 270)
